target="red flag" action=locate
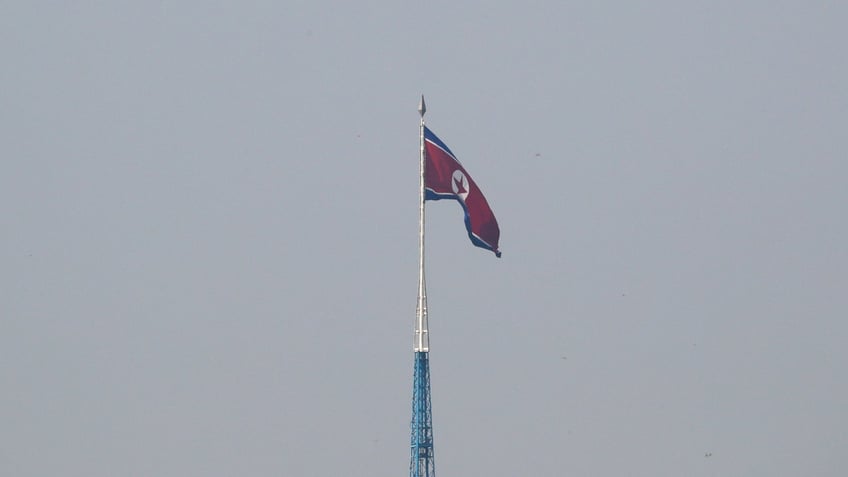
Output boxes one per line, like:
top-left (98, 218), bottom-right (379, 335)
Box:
top-left (424, 126), bottom-right (501, 257)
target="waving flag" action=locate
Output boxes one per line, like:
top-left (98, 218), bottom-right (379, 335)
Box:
top-left (424, 126), bottom-right (501, 257)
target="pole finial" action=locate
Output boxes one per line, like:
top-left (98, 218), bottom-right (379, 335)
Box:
top-left (418, 95), bottom-right (426, 117)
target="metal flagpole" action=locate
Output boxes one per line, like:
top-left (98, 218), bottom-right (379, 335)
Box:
top-left (410, 95), bottom-right (435, 477)
top-left (415, 95), bottom-right (428, 354)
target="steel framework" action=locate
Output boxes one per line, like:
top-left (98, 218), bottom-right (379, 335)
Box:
top-left (409, 351), bottom-right (435, 477)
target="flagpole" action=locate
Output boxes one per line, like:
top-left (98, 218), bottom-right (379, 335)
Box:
top-left (410, 95), bottom-right (435, 477)
top-left (415, 95), bottom-right (429, 353)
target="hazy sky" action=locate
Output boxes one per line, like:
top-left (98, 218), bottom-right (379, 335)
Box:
top-left (2, 1), bottom-right (846, 476)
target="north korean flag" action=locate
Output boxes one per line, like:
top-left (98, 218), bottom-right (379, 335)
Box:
top-left (424, 126), bottom-right (501, 257)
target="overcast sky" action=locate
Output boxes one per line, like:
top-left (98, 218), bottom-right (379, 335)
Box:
top-left (2, 1), bottom-right (846, 476)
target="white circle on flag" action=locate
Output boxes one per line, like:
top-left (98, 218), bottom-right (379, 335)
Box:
top-left (451, 170), bottom-right (470, 200)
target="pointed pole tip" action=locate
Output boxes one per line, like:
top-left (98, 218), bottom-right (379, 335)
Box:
top-left (418, 95), bottom-right (426, 117)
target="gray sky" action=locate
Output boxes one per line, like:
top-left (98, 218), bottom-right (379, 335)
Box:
top-left (2, 1), bottom-right (846, 476)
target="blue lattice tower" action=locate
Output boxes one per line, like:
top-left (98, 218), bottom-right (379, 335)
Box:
top-left (410, 351), bottom-right (435, 477)
top-left (410, 95), bottom-right (436, 477)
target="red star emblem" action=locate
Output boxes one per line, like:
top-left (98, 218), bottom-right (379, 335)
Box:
top-left (453, 175), bottom-right (467, 194)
